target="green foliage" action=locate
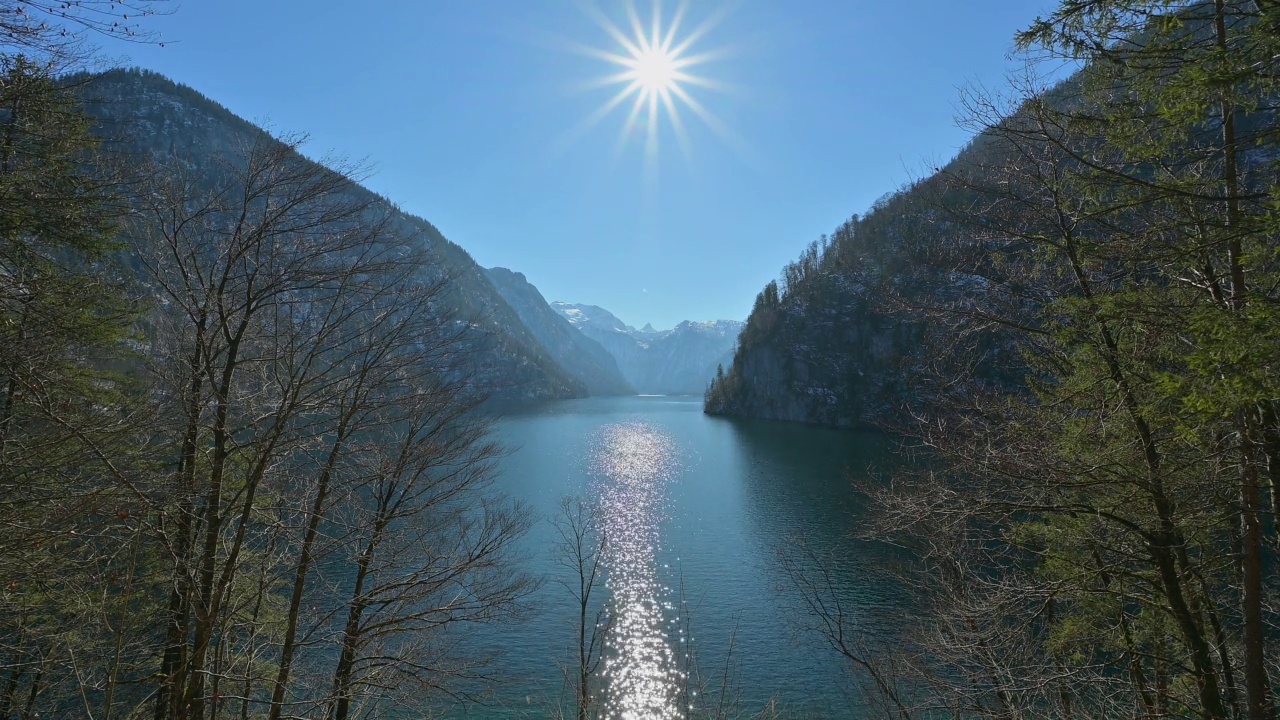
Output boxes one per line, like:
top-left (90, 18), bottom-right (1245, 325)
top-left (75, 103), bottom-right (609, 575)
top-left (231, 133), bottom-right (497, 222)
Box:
top-left (0, 53), bottom-right (154, 720)
top-left (734, 2), bottom-right (1280, 717)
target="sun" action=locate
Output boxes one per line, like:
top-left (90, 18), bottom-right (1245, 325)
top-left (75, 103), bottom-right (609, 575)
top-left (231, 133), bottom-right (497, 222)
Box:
top-left (630, 46), bottom-right (678, 93)
top-left (565, 0), bottom-right (736, 170)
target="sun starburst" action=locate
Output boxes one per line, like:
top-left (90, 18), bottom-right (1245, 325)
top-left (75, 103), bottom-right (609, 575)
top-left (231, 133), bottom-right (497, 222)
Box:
top-left (568, 0), bottom-right (735, 172)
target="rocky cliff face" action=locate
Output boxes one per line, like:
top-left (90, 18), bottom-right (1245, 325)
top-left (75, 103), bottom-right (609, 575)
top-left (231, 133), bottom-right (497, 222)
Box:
top-left (79, 69), bottom-right (586, 402)
top-left (484, 269), bottom-right (633, 396)
top-left (705, 274), bottom-right (921, 427)
top-left (552, 303), bottom-right (743, 395)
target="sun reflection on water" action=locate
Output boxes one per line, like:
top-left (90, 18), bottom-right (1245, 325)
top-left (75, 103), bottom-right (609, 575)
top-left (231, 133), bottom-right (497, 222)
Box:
top-left (591, 422), bottom-right (682, 720)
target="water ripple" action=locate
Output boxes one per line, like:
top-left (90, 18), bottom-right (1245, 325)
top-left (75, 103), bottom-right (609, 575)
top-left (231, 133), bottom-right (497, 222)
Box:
top-left (591, 422), bottom-right (682, 720)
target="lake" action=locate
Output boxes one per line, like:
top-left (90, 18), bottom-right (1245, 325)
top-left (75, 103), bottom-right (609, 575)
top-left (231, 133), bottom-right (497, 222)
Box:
top-left (451, 396), bottom-right (903, 718)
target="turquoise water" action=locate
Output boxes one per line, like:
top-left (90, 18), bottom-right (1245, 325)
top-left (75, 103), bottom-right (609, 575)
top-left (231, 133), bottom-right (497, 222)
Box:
top-left (450, 396), bottom-right (902, 718)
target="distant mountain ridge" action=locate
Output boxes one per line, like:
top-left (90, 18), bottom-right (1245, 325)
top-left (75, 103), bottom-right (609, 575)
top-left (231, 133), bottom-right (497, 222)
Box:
top-left (554, 303), bottom-right (632, 334)
top-left (551, 302), bottom-right (743, 395)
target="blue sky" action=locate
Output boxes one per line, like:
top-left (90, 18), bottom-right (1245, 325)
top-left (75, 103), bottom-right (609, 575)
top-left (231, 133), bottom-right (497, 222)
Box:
top-left (101, 1), bottom-right (1060, 330)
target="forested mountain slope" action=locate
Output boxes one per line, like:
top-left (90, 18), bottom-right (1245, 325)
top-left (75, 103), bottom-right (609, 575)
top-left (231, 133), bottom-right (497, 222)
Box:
top-left (80, 68), bottom-right (586, 401)
top-left (484, 267), bottom-right (633, 395)
top-left (705, 126), bottom-right (935, 425)
top-left (703, 77), bottom-right (1110, 427)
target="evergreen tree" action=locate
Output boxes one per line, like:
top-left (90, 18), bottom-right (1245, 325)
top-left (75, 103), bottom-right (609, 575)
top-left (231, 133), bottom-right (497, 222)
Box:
top-left (0, 54), bottom-right (145, 719)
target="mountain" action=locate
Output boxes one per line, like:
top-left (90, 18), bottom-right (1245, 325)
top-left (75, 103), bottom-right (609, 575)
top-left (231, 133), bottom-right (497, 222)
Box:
top-left (701, 156), bottom-right (1022, 428)
top-left (636, 320), bottom-right (744, 395)
top-left (553, 303), bottom-right (633, 334)
top-left (78, 68), bottom-right (586, 402)
top-left (700, 67), bottom-right (1123, 429)
top-left (552, 302), bottom-right (743, 395)
top-left (483, 268), bottom-right (633, 396)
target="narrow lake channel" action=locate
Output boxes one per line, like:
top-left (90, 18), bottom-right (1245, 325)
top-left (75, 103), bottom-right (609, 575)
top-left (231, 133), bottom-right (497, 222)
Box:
top-left (455, 396), bottom-right (903, 718)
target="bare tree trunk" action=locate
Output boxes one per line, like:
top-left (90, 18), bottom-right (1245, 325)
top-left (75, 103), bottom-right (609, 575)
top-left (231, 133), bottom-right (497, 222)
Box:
top-left (19, 662), bottom-right (41, 720)
top-left (103, 517), bottom-right (145, 720)
top-left (328, 520), bottom-right (383, 720)
top-left (1214, 3), bottom-right (1272, 717)
top-left (157, 324), bottom-right (207, 720)
top-left (0, 650), bottom-right (25, 720)
top-left (268, 420), bottom-right (350, 720)
top-left (554, 498), bottom-right (608, 720)
top-left (184, 329), bottom-right (245, 720)
top-left (1263, 403), bottom-right (1280, 542)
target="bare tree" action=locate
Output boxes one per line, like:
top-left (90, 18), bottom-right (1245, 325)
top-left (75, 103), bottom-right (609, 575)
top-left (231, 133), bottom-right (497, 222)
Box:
top-left (0, 0), bottom-right (170, 64)
top-left (320, 391), bottom-right (535, 720)
top-left (552, 496), bottom-right (611, 720)
top-left (262, 247), bottom-right (467, 720)
top-left (780, 537), bottom-right (913, 720)
top-left (131, 129), bottom-right (526, 720)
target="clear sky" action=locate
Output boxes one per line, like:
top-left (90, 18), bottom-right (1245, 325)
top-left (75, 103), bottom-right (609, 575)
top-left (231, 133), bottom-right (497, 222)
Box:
top-left (99, 1), bottom-right (1060, 330)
